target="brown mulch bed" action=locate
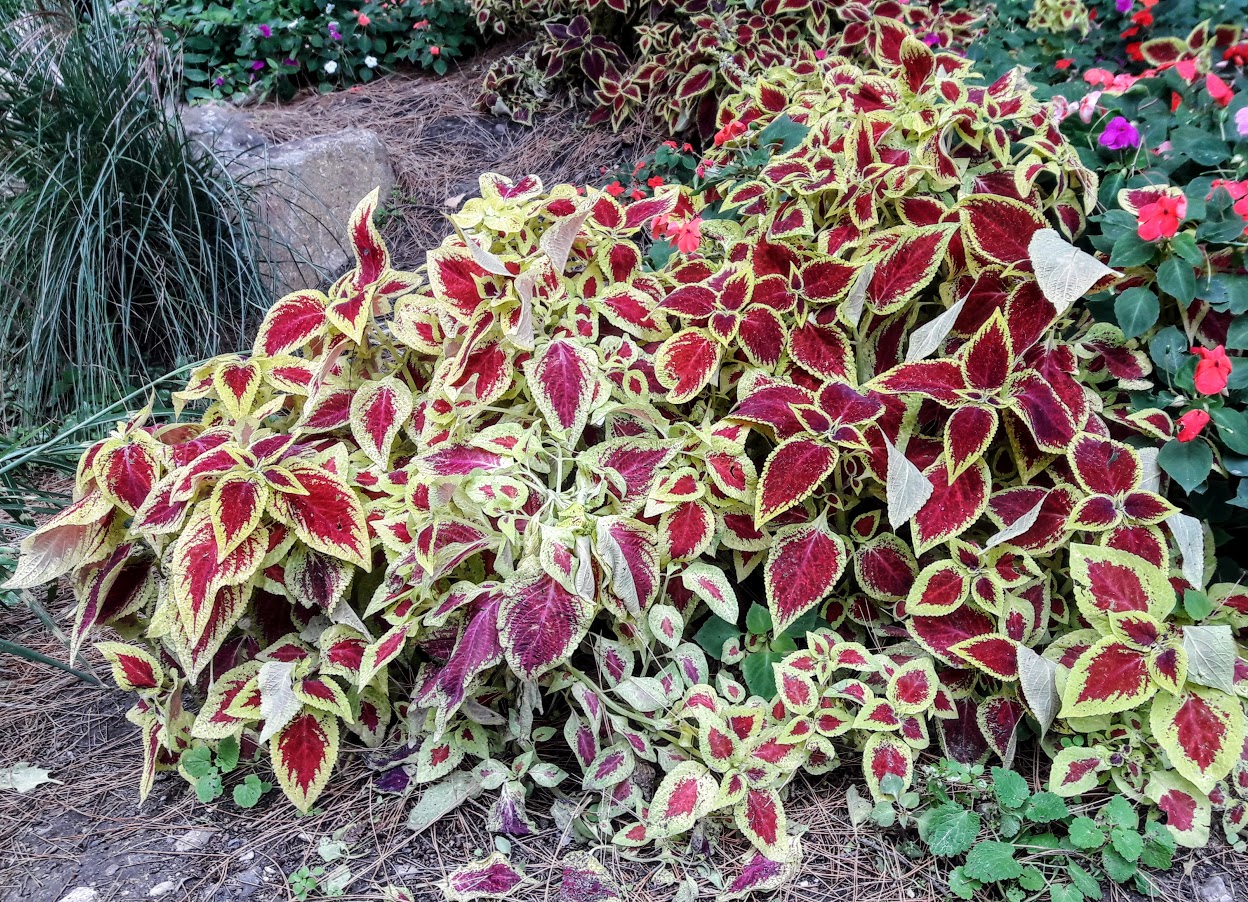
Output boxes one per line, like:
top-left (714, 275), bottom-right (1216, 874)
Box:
top-left (248, 45), bottom-right (657, 269)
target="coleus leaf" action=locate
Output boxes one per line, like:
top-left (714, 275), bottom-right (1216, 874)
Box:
top-left (1150, 686), bottom-right (1244, 793)
top-left (3, 491), bottom-right (113, 590)
top-left (350, 377), bottom-right (414, 469)
top-left (524, 338), bottom-right (597, 444)
top-left (763, 518), bottom-right (846, 636)
top-left (734, 787), bottom-right (788, 858)
top-left (253, 290), bottom-right (329, 358)
top-left (646, 761), bottom-right (715, 837)
top-left (499, 572), bottom-right (595, 681)
top-left (269, 463), bottom-right (370, 569)
top-left (884, 437), bottom-right (932, 530)
top-left (755, 437), bottom-right (836, 528)
top-left (655, 328), bottom-right (721, 402)
top-left (1145, 771), bottom-right (1212, 849)
top-left (863, 732), bottom-right (913, 800)
top-left (718, 837), bottom-right (803, 899)
top-left (440, 852), bottom-right (532, 901)
top-left (95, 641), bottom-right (163, 691)
top-left (1061, 637), bottom-right (1156, 718)
top-left (271, 708), bottom-right (339, 814)
top-left (681, 561), bottom-right (739, 625)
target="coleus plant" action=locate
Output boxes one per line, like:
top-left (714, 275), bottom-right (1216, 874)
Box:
top-left (472, 0), bottom-right (985, 134)
top-left (7, 23), bottom-right (1248, 882)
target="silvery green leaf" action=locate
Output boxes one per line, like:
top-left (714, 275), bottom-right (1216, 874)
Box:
top-left (1183, 625), bottom-right (1237, 694)
top-left (574, 535), bottom-right (596, 601)
top-left (846, 785), bottom-right (873, 827)
top-left (1016, 645), bottom-right (1060, 738)
top-left (257, 660), bottom-right (300, 744)
top-left (984, 495), bottom-right (1046, 550)
top-left (1167, 513), bottom-right (1207, 591)
top-left (407, 771), bottom-right (482, 833)
top-left (614, 676), bottom-right (669, 713)
top-left (0, 762), bottom-right (61, 793)
top-left (528, 762), bottom-right (568, 788)
top-left (330, 598), bottom-right (372, 640)
top-left (540, 205), bottom-right (593, 274)
top-left (1137, 447), bottom-right (1160, 493)
top-left (596, 520), bottom-right (640, 615)
top-left (885, 436), bottom-right (933, 529)
top-left (841, 262), bottom-right (874, 329)
top-left (1029, 228), bottom-right (1120, 314)
top-left (458, 227), bottom-right (510, 276)
top-left (906, 299), bottom-right (966, 362)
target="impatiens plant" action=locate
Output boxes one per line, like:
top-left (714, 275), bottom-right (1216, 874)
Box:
top-left (9, 22), bottom-right (1248, 887)
top-left (1052, 57), bottom-right (1248, 534)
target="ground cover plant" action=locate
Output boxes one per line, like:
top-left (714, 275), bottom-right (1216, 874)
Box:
top-left (9, 5), bottom-right (1248, 901)
top-left (472, 0), bottom-right (985, 134)
top-left (141, 0), bottom-right (476, 102)
top-left (0, 0), bottom-right (274, 426)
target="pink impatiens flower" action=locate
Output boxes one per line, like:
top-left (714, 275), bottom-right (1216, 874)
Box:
top-left (1098, 115), bottom-right (1140, 149)
top-left (1136, 193), bottom-right (1186, 241)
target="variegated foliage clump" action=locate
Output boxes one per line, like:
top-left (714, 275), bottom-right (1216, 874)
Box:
top-left (473, 0), bottom-right (984, 133)
top-left (8, 32), bottom-right (1248, 881)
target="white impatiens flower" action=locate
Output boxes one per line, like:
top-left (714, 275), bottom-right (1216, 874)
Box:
top-left (364, 55), bottom-right (378, 68)
top-left (324, 60), bottom-right (338, 74)
top-left (325, 3), bottom-right (334, 12)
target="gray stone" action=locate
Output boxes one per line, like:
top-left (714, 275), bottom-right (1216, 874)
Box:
top-left (173, 828), bottom-right (214, 853)
top-left (176, 104), bottom-right (394, 298)
top-left (1200, 875), bottom-right (1234, 902)
top-left (249, 128), bottom-right (394, 296)
top-left (58, 889), bottom-right (98, 902)
top-left (237, 867), bottom-right (264, 900)
top-left (148, 880), bottom-right (178, 897)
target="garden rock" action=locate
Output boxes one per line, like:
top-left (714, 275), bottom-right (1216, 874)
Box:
top-left (57, 889), bottom-right (98, 902)
top-left (173, 828), bottom-right (214, 853)
top-left (1201, 875), bottom-right (1234, 902)
top-left (179, 104), bottom-right (395, 297)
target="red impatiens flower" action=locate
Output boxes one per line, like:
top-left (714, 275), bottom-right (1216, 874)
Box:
top-left (713, 120), bottom-right (748, 147)
top-left (1136, 194), bottom-right (1186, 241)
top-left (1225, 43), bottom-right (1248, 67)
top-left (1174, 58), bottom-right (1198, 82)
top-left (604, 181), bottom-right (625, 197)
top-left (1209, 179), bottom-right (1248, 231)
top-left (1193, 345), bottom-right (1233, 395)
top-left (356, 11), bottom-right (370, 25)
top-left (1170, 91), bottom-right (1182, 112)
top-left (1126, 42), bottom-right (1143, 61)
top-left (1176, 409), bottom-right (1211, 442)
top-left (1131, 10), bottom-right (1153, 26)
top-left (647, 175), bottom-right (665, 188)
top-left (1207, 73), bottom-right (1234, 107)
top-left (1055, 58), bottom-right (1074, 71)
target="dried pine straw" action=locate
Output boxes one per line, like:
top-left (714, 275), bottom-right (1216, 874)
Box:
top-left (0, 603), bottom-right (1236, 901)
top-left (249, 46), bottom-right (658, 268)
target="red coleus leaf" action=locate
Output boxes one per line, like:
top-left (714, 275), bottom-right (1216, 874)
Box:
top-left (351, 377), bottom-right (414, 469)
top-left (910, 605), bottom-right (995, 666)
top-left (951, 634), bottom-right (1020, 681)
top-left (978, 696), bottom-right (1025, 758)
top-left (253, 290), bottom-right (329, 357)
top-left (944, 406), bottom-right (998, 479)
top-left (735, 787), bottom-right (787, 856)
top-left (959, 195), bottom-right (1047, 266)
top-left (499, 572), bottom-right (595, 680)
top-left (269, 463), bottom-right (370, 569)
top-left (764, 519), bottom-right (847, 635)
top-left (271, 708), bottom-right (339, 813)
top-left (656, 328), bottom-right (721, 402)
top-left (661, 501), bottom-right (714, 562)
top-left (866, 224), bottom-right (956, 313)
top-left (854, 535), bottom-right (917, 602)
top-left (94, 440), bottom-right (158, 515)
top-left (1151, 686), bottom-right (1244, 792)
top-left (96, 641), bottom-right (162, 691)
top-left (442, 853), bottom-right (530, 901)
top-left (526, 338), bottom-right (597, 443)
top-left (912, 459), bottom-right (989, 553)
top-left (1062, 638), bottom-right (1156, 717)
top-left (755, 438), bottom-right (837, 527)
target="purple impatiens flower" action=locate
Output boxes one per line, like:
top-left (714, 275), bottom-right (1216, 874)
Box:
top-left (258, 24), bottom-right (272, 37)
top-left (251, 60), bottom-right (265, 71)
top-left (1115, 0), bottom-right (1132, 13)
top-left (1098, 116), bottom-right (1141, 150)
